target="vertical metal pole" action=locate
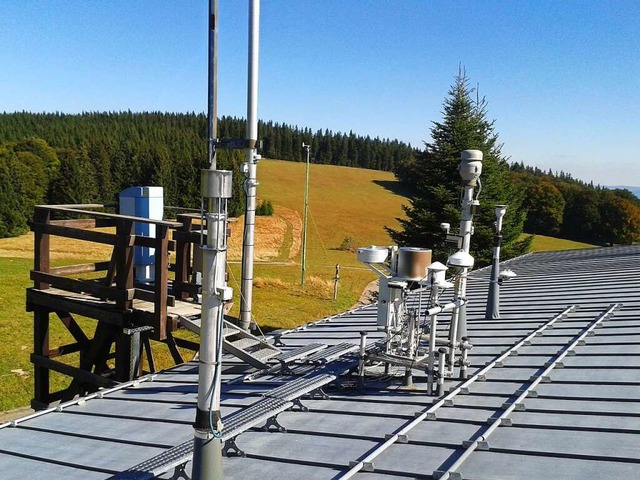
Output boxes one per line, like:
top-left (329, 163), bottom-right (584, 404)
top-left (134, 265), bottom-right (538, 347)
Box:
top-left (427, 281), bottom-right (439, 395)
top-left (333, 264), bottom-right (340, 301)
top-left (486, 206), bottom-right (507, 320)
top-left (240, 0), bottom-right (260, 331)
top-left (207, 0), bottom-right (218, 170)
top-left (193, 192), bottom-right (229, 480)
top-left (193, 1), bottom-right (225, 477)
top-left (358, 331), bottom-right (367, 390)
top-left (448, 150), bottom-right (482, 374)
top-left (301, 143), bottom-right (310, 285)
top-left (455, 184), bottom-right (474, 340)
top-left (437, 348), bottom-right (447, 396)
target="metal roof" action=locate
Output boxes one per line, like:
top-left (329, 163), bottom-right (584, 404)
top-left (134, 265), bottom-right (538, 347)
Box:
top-left (2, 245), bottom-right (640, 479)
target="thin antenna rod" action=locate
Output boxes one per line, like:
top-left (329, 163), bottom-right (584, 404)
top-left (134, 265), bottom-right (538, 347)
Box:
top-left (207, 0), bottom-right (218, 169)
top-left (239, 0), bottom-right (260, 331)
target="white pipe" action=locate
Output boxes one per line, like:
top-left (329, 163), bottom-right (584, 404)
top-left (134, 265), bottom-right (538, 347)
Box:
top-left (239, 0), bottom-right (261, 331)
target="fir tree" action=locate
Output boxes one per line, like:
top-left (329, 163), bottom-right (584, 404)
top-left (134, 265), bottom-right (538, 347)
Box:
top-left (388, 69), bottom-right (531, 266)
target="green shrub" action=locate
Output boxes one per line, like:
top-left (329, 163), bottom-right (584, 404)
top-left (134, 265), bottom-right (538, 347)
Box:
top-left (256, 199), bottom-right (274, 216)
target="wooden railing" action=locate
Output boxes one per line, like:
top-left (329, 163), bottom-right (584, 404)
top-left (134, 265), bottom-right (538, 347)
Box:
top-left (30, 204), bottom-right (182, 340)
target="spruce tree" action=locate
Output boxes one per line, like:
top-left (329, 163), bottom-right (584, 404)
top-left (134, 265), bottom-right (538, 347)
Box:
top-left (388, 69), bottom-right (531, 266)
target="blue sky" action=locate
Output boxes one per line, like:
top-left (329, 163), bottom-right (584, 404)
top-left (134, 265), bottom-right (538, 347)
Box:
top-left (1, 1), bottom-right (638, 186)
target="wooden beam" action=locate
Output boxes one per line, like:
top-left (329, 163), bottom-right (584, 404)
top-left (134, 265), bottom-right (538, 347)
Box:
top-left (36, 205), bottom-right (182, 227)
top-left (49, 218), bottom-right (116, 228)
top-left (174, 214), bottom-right (195, 301)
top-left (173, 336), bottom-right (200, 352)
top-left (172, 281), bottom-right (201, 295)
top-left (134, 288), bottom-right (175, 307)
top-left (31, 354), bottom-right (117, 388)
top-left (46, 342), bottom-right (83, 358)
top-left (30, 271), bottom-right (133, 303)
top-left (31, 221), bottom-right (129, 246)
top-left (32, 308), bottom-right (50, 408)
top-left (134, 235), bottom-right (176, 251)
top-left (50, 261), bottom-right (111, 276)
top-left (154, 225), bottom-right (169, 340)
top-left (115, 220), bottom-right (135, 310)
top-left (142, 336), bottom-right (156, 373)
top-left (55, 311), bottom-right (90, 345)
top-left (26, 288), bottom-right (125, 326)
top-left (33, 208), bottom-right (51, 290)
top-left (164, 331), bottom-right (184, 364)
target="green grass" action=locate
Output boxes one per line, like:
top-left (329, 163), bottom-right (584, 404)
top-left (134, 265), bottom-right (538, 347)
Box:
top-left (521, 233), bottom-right (597, 252)
top-left (224, 159), bottom-right (410, 330)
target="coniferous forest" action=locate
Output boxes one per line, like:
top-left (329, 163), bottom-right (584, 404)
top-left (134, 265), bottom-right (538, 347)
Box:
top-left (0, 112), bottom-right (415, 237)
top-left (0, 110), bottom-right (639, 246)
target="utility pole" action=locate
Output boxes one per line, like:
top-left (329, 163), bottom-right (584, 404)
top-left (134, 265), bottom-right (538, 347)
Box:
top-left (486, 205), bottom-right (507, 319)
top-left (300, 143), bottom-right (310, 285)
top-left (239, 0), bottom-right (261, 331)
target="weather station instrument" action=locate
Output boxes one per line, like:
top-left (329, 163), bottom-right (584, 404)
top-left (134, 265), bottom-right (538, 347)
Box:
top-left (357, 150), bottom-right (483, 394)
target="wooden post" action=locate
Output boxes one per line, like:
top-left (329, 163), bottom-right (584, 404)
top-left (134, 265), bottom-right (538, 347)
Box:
top-left (115, 220), bottom-right (134, 310)
top-left (32, 207), bottom-right (51, 408)
top-left (154, 225), bottom-right (169, 340)
top-left (32, 308), bottom-right (50, 409)
top-left (333, 264), bottom-right (340, 301)
top-left (174, 214), bottom-right (194, 300)
top-left (33, 208), bottom-right (51, 290)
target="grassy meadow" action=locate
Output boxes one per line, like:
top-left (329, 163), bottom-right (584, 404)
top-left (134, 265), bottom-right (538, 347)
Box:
top-left (523, 234), bottom-right (596, 252)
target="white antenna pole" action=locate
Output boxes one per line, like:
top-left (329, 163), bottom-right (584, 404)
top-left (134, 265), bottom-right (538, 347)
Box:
top-left (447, 149), bottom-right (482, 377)
top-left (192, 1), bottom-right (229, 476)
top-left (239, 0), bottom-right (261, 331)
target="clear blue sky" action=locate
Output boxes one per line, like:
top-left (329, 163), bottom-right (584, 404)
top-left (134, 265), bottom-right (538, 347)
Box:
top-left (1, 1), bottom-right (638, 186)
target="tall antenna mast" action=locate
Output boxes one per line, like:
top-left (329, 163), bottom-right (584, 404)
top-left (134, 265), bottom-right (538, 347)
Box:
top-left (192, 1), bottom-right (231, 477)
top-left (239, 0), bottom-right (261, 331)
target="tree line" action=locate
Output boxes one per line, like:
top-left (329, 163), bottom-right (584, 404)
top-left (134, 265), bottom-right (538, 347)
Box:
top-left (388, 69), bottom-right (640, 268)
top-left (0, 112), bottom-right (414, 237)
top-left (1, 108), bottom-right (638, 248)
top-left (511, 164), bottom-right (640, 245)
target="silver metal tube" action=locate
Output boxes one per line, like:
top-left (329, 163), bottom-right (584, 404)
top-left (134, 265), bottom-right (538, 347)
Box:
top-left (486, 205), bottom-right (507, 319)
top-left (427, 313), bottom-right (437, 395)
top-left (425, 299), bottom-right (465, 317)
top-left (437, 348), bottom-right (447, 395)
top-left (193, 199), bottom-right (228, 480)
top-left (207, 0), bottom-right (218, 169)
top-left (358, 331), bottom-right (367, 390)
top-left (193, 1), bottom-right (226, 476)
top-left (448, 184), bottom-right (474, 370)
top-left (239, 0), bottom-right (261, 331)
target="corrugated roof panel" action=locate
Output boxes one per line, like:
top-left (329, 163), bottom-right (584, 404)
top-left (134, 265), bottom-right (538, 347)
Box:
top-left (2, 245), bottom-right (640, 479)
